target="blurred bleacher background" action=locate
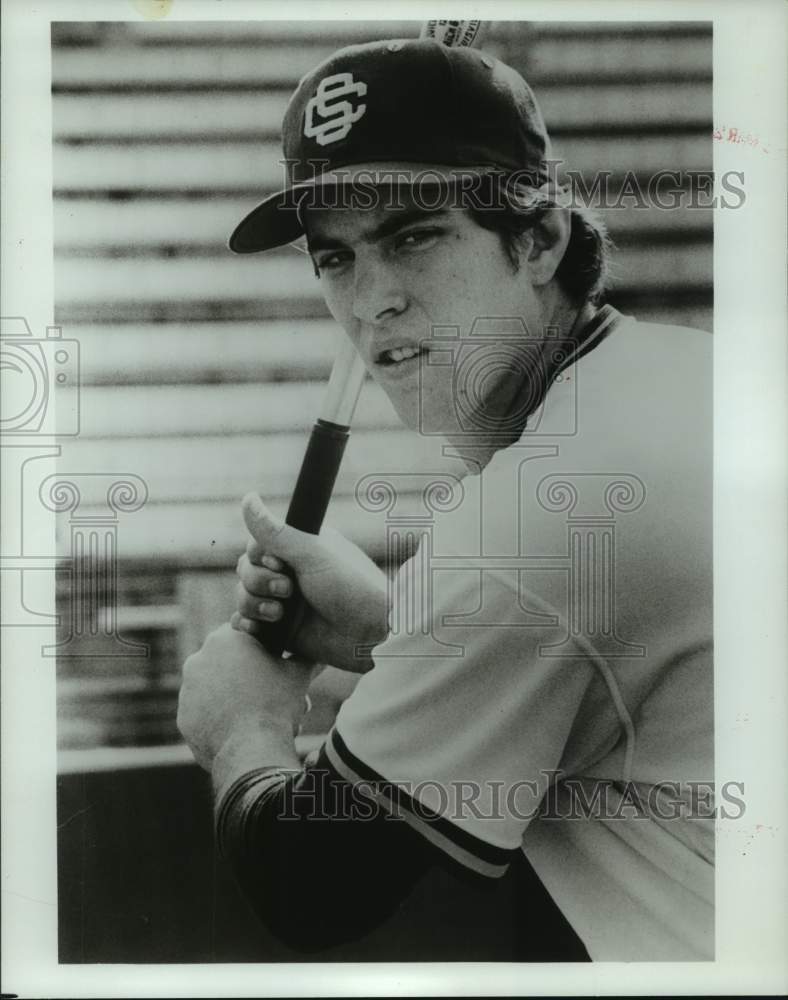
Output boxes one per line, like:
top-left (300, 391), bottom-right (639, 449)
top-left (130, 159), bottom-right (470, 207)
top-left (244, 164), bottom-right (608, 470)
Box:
top-left (52, 19), bottom-right (712, 753)
top-left (51, 17), bottom-right (712, 963)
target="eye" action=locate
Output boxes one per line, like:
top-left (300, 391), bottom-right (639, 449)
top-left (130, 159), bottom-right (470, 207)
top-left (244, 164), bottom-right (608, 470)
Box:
top-left (394, 227), bottom-right (443, 252)
top-left (313, 249), bottom-right (353, 273)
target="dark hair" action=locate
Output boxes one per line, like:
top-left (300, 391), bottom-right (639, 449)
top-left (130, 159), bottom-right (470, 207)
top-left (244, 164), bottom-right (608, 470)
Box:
top-left (467, 179), bottom-right (612, 305)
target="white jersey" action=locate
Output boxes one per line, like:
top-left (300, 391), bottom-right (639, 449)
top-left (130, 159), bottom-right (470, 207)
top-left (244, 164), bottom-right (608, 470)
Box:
top-left (328, 310), bottom-right (714, 961)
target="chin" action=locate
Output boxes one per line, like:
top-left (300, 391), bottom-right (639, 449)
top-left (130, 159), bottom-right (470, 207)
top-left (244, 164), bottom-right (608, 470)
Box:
top-left (393, 403), bottom-right (423, 434)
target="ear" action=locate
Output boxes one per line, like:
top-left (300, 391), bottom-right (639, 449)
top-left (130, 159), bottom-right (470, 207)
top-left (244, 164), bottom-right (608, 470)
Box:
top-left (523, 207), bottom-right (571, 287)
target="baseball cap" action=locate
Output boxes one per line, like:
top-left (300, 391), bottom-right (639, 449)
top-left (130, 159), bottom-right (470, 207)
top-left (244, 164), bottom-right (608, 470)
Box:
top-left (229, 38), bottom-right (553, 254)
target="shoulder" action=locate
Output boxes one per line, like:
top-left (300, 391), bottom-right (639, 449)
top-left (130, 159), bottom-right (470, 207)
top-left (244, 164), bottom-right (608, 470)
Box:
top-left (567, 313), bottom-right (712, 426)
top-left (602, 314), bottom-right (712, 369)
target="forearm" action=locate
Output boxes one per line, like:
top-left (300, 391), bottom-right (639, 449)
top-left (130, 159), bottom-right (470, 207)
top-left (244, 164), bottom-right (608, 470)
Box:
top-left (211, 717), bottom-right (302, 804)
top-left (214, 747), bottom-right (456, 952)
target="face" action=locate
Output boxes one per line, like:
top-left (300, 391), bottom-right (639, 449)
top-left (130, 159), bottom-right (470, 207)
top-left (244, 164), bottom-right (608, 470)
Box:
top-left (304, 192), bottom-right (545, 439)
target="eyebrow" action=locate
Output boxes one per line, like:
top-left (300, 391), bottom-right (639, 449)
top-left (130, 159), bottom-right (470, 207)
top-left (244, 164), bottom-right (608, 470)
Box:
top-left (306, 207), bottom-right (449, 254)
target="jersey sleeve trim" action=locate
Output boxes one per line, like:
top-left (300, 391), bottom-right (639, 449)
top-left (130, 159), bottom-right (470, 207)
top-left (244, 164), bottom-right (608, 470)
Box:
top-left (327, 728), bottom-right (516, 878)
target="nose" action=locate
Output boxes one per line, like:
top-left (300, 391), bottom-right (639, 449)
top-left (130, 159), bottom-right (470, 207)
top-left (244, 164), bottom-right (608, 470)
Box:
top-left (351, 251), bottom-right (408, 326)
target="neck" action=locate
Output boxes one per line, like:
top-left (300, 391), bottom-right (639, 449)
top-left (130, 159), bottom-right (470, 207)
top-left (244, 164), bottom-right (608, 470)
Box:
top-left (544, 287), bottom-right (588, 340)
top-left (446, 294), bottom-right (596, 473)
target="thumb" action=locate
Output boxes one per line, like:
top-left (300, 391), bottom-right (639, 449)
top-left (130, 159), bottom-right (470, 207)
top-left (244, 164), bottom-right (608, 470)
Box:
top-left (241, 493), bottom-right (320, 570)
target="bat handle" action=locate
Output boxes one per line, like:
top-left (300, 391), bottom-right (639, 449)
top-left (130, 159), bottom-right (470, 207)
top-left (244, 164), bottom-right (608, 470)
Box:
top-left (258, 418), bottom-right (350, 657)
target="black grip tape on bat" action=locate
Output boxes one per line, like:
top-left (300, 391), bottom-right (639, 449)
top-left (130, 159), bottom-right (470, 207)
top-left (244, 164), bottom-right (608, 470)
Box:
top-left (258, 418), bottom-right (350, 658)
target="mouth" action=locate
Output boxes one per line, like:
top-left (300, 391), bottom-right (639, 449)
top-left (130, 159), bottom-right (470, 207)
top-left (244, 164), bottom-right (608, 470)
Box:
top-left (375, 344), bottom-right (428, 370)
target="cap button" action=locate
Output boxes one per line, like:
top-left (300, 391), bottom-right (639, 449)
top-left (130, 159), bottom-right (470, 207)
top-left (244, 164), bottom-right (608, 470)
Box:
top-left (387, 41), bottom-right (403, 52)
top-left (481, 56), bottom-right (494, 69)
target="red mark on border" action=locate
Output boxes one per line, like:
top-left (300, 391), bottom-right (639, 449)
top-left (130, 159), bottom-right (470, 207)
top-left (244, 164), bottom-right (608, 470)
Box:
top-left (713, 125), bottom-right (770, 154)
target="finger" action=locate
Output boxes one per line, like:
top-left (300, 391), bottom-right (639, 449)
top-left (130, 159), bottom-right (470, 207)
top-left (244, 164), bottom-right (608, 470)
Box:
top-left (246, 536), bottom-right (284, 571)
top-left (241, 493), bottom-right (322, 571)
top-left (230, 612), bottom-right (268, 640)
top-left (237, 554), bottom-right (293, 598)
top-left (230, 611), bottom-right (265, 637)
top-left (241, 495), bottom-right (287, 560)
top-left (235, 581), bottom-right (284, 622)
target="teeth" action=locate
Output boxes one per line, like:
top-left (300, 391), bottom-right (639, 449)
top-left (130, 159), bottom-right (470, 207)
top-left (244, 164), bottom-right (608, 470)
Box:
top-left (384, 346), bottom-right (420, 363)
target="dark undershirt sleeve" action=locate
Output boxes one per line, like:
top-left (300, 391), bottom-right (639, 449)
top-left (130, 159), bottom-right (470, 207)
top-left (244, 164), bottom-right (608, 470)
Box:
top-left (214, 745), bottom-right (494, 952)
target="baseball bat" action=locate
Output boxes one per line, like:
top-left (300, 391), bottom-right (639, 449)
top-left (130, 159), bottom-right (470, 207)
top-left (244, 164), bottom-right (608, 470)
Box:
top-left (257, 20), bottom-right (489, 658)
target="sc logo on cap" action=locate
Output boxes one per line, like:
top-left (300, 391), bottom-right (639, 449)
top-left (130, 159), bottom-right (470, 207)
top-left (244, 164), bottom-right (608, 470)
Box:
top-left (304, 72), bottom-right (367, 146)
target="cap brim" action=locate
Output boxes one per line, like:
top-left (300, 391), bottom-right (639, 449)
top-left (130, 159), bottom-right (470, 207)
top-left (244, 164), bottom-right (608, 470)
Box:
top-left (227, 162), bottom-right (498, 254)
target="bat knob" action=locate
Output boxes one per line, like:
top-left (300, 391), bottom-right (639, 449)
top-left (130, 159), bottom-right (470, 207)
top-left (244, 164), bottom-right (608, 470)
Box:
top-left (419, 20), bottom-right (487, 48)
